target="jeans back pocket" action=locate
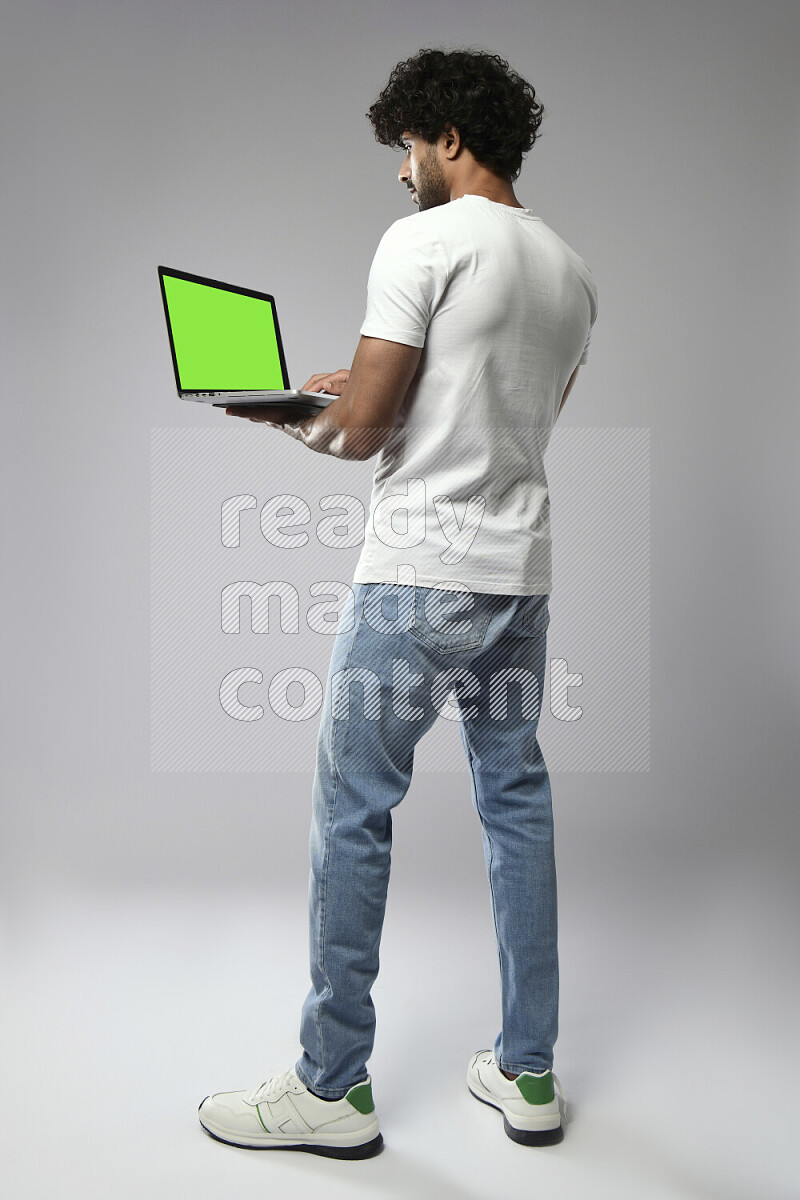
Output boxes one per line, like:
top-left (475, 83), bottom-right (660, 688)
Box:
top-left (409, 585), bottom-right (495, 655)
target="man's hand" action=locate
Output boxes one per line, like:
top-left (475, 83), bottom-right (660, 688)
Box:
top-left (301, 369), bottom-right (350, 396)
top-left (224, 402), bottom-right (316, 425)
top-left (224, 370), bottom-right (351, 427)
top-left (224, 335), bottom-right (420, 460)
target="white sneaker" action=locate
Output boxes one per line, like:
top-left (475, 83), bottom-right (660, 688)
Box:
top-left (198, 1067), bottom-right (383, 1159)
top-left (467, 1050), bottom-right (568, 1145)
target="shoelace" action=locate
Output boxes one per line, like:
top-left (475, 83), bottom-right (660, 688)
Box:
top-left (244, 1068), bottom-right (302, 1106)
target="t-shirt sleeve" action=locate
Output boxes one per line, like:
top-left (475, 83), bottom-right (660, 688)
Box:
top-left (579, 325), bottom-right (592, 365)
top-left (579, 273), bottom-right (598, 365)
top-left (359, 219), bottom-right (447, 348)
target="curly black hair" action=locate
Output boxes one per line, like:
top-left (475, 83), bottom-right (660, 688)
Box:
top-left (366, 46), bottom-right (545, 183)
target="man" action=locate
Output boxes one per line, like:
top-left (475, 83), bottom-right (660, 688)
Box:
top-left (199, 46), bottom-right (597, 1158)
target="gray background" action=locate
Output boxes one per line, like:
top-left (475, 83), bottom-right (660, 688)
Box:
top-left (2, 1), bottom-right (798, 1196)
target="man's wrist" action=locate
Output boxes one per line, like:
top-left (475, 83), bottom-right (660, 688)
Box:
top-left (292, 399), bottom-right (356, 458)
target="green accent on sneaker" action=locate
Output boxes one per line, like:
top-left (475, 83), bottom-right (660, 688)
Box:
top-left (515, 1071), bottom-right (555, 1105)
top-left (255, 1104), bottom-right (270, 1133)
top-left (345, 1081), bottom-right (375, 1114)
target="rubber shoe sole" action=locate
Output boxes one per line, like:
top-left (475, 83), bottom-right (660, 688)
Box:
top-left (467, 1050), bottom-right (566, 1146)
top-left (198, 1115), bottom-right (383, 1159)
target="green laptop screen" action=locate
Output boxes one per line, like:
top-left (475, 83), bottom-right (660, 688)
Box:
top-left (163, 274), bottom-right (285, 390)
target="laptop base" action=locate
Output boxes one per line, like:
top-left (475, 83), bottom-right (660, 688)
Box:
top-left (184, 390), bottom-right (337, 408)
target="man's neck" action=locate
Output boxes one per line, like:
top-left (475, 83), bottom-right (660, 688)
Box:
top-left (453, 185), bottom-right (524, 209)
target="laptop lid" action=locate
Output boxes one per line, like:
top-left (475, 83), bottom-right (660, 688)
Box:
top-left (157, 266), bottom-right (291, 394)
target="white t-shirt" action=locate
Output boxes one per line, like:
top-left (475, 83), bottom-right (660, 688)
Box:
top-left (353, 193), bottom-right (598, 596)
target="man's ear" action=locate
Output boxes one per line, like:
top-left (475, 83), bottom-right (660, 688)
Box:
top-left (442, 123), bottom-right (461, 159)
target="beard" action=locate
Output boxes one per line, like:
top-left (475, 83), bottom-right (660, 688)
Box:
top-left (415, 148), bottom-right (449, 211)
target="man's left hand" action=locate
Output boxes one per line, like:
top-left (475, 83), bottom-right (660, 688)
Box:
top-left (224, 403), bottom-right (316, 426)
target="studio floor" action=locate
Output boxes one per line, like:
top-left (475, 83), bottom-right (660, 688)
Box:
top-left (2, 861), bottom-right (796, 1200)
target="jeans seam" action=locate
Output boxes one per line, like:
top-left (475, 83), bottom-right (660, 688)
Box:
top-left (463, 734), bottom-right (504, 1013)
top-left (314, 586), bottom-right (369, 1093)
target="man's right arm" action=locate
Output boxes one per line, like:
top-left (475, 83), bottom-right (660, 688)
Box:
top-left (557, 364), bottom-right (581, 419)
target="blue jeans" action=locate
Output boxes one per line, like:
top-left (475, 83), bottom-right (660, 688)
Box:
top-left (294, 581), bottom-right (558, 1099)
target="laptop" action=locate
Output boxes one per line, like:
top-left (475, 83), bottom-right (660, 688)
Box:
top-left (158, 265), bottom-right (338, 408)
